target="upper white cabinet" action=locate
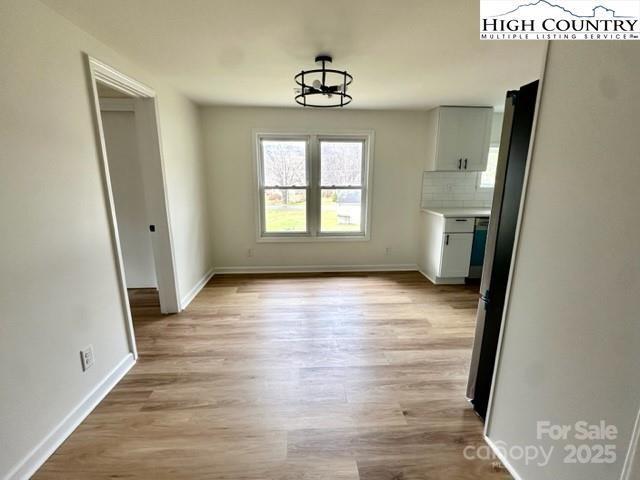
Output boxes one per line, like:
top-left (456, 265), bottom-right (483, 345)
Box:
top-left (424, 106), bottom-right (494, 172)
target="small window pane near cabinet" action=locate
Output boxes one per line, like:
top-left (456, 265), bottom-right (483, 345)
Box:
top-left (479, 145), bottom-right (500, 189)
top-left (424, 106), bottom-right (493, 172)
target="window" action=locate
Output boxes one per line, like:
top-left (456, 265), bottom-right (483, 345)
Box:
top-left (479, 145), bottom-right (499, 189)
top-left (256, 132), bottom-right (372, 240)
top-left (261, 140), bottom-right (308, 234)
top-left (320, 140), bottom-right (364, 233)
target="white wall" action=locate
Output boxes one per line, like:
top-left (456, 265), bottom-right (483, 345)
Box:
top-left (158, 90), bottom-right (213, 303)
top-left (0, 1), bottom-right (212, 477)
top-left (486, 42), bottom-right (640, 480)
top-left (101, 110), bottom-right (156, 288)
top-left (200, 106), bottom-right (427, 271)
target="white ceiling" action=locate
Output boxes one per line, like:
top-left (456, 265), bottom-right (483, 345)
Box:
top-left (42, 0), bottom-right (546, 109)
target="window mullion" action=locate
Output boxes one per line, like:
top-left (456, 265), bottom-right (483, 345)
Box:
top-left (309, 135), bottom-right (319, 236)
top-left (259, 185), bottom-right (266, 237)
top-left (359, 185), bottom-right (366, 235)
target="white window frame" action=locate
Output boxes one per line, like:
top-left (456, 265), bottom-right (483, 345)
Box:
top-left (253, 129), bottom-right (374, 242)
top-left (477, 143), bottom-right (500, 190)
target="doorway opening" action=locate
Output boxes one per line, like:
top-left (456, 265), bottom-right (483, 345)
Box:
top-left (86, 56), bottom-right (180, 358)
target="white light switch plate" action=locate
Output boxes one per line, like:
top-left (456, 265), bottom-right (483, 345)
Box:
top-left (80, 345), bottom-right (94, 371)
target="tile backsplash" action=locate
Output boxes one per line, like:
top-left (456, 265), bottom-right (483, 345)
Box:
top-left (421, 171), bottom-right (493, 208)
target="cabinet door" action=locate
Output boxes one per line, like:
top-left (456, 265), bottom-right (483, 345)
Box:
top-left (439, 233), bottom-right (473, 278)
top-left (436, 107), bottom-right (492, 171)
top-left (435, 107), bottom-right (468, 171)
top-left (462, 108), bottom-right (492, 171)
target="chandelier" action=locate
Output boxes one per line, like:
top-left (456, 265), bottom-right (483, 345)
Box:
top-left (294, 55), bottom-right (353, 108)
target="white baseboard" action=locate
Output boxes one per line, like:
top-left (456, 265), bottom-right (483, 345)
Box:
top-left (418, 269), bottom-right (466, 285)
top-left (418, 268), bottom-right (436, 283)
top-left (484, 435), bottom-right (525, 480)
top-left (5, 353), bottom-right (135, 480)
top-left (214, 264), bottom-right (418, 274)
top-left (180, 267), bottom-right (214, 310)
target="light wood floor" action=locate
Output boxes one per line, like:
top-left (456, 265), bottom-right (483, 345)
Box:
top-left (35, 272), bottom-right (510, 479)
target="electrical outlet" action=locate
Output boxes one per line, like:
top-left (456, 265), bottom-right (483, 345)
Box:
top-left (247, 248), bottom-right (254, 258)
top-left (385, 247), bottom-right (392, 256)
top-left (80, 345), bottom-right (94, 372)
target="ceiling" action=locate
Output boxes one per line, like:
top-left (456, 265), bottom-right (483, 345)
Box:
top-left (42, 0), bottom-right (546, 110)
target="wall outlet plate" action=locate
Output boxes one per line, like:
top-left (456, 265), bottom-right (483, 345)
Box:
top-left (80, 345), bottom-right (94, 371)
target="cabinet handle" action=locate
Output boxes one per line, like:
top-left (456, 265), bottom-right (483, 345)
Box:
top-left (455, 219), bottom-right (467, 222)
top-left (445, 234), bottom-right (450, 245)
top-left (464, 158), bottom-right (468, 169)
top-left (458, 158), bottom-right (462, 170)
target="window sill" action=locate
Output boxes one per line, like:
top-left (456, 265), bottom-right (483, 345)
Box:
top-left (257, 234), bottom-right (370, 243)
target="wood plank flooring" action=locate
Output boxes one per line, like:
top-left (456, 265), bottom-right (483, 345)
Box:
top-left (35, 272), bottom-right (510, 479)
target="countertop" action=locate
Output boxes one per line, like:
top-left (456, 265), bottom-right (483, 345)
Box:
top-left (421, 207), bottom-right (491, 218)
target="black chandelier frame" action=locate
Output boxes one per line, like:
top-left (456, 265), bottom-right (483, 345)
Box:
top-left (294, 55), bottom-right (353, 108)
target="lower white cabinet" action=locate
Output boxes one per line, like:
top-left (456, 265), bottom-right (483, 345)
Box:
top-left (418, 211), bottom-right (476, 284)
top-left (439, 233), bottom-right (473, 278)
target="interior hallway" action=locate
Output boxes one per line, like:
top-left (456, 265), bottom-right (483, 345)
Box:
top-left (34, 272), bottom-right (510, 479)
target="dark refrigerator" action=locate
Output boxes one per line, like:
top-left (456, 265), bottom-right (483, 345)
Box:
top-left (466, 80), bottom-right (539, 420)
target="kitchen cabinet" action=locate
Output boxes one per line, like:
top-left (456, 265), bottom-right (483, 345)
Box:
top-left (440, 233), bottom-right (474, 278)
top-left (424, 106), bottom-right (493, 172)
top-left (418, 208), bottom-right (490, 284)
